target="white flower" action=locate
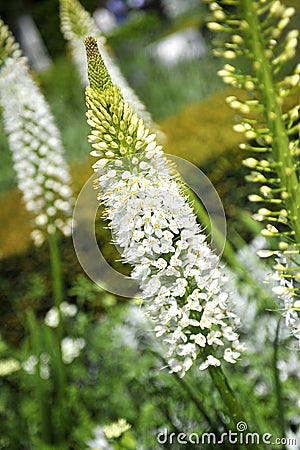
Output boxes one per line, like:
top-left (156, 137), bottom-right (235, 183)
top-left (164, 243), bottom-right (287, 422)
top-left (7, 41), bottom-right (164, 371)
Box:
top-left (207, 330), bottom-right (224, 346)
top-left (270, 254), bottom-right (300, 347)
top-left (45, 307), bottom-right (60, 328)
top-left (22, 355), bottom-right (38, 374)
top-left (60, 301), bottom-right (78, 317)
top-left (39, 352), bottom-right (51, 380)
top-left (199, 355), bottom-right (221, 370)
top-left (61, 337), bottom-right (85, 364)
top-left (191, 333), bottom-right (206, 347)
top-left (277, 352), bottom-right (300, 382)
top-left (0, 55), bottom-right (74, 245)
top-left (223, 348), bottom-right (240, 364)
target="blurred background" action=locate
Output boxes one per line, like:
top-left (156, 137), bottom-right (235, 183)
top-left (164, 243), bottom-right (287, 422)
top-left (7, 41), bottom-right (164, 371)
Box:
top-left (1, 1), bottom-right (300, 448)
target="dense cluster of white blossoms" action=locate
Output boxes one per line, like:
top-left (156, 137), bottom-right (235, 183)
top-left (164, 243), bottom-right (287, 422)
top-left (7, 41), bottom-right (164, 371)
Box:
top-left (85, 37), bottom-right (244, 376)
top-left (60, 0), bottom-right (153, 128)
top-left (0, 56), bottom-right (74, 245)
top-left (270, 254), bottom-right (300, 346)
top-left (94, 142), bottom-right (243, 375)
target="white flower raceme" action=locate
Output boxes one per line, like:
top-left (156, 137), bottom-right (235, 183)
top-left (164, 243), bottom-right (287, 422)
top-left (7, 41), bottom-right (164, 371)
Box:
top-left (61, 337), bottom-right (85, 364)
top-left (85, 37), bottom-right (243, 377)
top-left (60, 0), bottom-right (153, 128)
top-left (0, 56), bottom-right (74, 245)
top-left (233, 236), bottom-right (300, 348)
top-left (271, 255), bottom-right (300, 346)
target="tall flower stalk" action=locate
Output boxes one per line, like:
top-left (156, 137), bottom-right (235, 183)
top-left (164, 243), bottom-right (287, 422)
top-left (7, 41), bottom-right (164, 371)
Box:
top-left (206, 0), bottom-right (300, 345)
top-left (0, 18), bottom-right (73, 446)
top-left (84, 37), bottom-right (265, 445)
top-left (85, 35), bottom-right (243, 376)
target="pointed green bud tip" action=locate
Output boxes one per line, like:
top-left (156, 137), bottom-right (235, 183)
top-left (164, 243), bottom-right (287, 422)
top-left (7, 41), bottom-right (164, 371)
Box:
top-left (84, 36), bottom-right (112, 91)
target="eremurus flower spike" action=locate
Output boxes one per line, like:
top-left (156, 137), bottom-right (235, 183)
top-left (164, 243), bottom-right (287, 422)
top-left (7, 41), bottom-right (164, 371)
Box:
top-left (84, 36), bottom-right (244, 377)
top-left (83, 35), bottom-right (270, 446)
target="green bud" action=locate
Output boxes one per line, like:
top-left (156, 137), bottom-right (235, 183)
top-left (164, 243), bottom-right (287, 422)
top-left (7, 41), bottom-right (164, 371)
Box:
top-left (84, 36), bottom-right (112, 92)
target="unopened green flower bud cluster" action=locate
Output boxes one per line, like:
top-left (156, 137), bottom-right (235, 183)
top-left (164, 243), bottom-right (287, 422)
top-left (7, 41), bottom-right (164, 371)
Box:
top-left (0, 17), bottom-right (21, 65)
top-left (85, 37), bottom-right (244, 376)
top-left (205, 0), bottom-right (300, 344)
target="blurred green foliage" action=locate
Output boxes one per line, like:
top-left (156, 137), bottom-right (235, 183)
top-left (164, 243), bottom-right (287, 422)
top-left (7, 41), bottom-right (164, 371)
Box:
top-left (0, 0), bottom-right (101, 57)
top-left (1, 290), bottom-right (299, 449)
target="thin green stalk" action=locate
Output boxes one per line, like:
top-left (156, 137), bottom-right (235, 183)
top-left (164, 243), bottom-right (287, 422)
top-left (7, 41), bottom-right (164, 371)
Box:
top-left (240, 0), bottom-right (300, 243)
top-left (43, 325), bottom-right (67, 447)
top-left (207, 363), bottom-right (267, 450)
top-left (27, 311), bottom-right (52, 445)
top-left (171, 370), bottom-right (215, 427)
top-left (47, 231), bottom-right (68, 446)
top-left (48, 232), bottom-right (64, 315)
top-left (150, 350), bottom-right (218, 430)
top-left (273, 318), bottom-right (287, 445)
top-left (155, 349), bottom-right (264, 449)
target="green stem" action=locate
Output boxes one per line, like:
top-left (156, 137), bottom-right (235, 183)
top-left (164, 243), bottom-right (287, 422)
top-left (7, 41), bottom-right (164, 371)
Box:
top-left (151, 350), bottom-right (219, 430)
top-left (43, 325), bottom-right (67, 446)
top-left (273, 318), bottom-right (287, 445)
top-left (240, 0), bottom-right (300, 243)
top-left (172, 370), bottom-right (214, 426)
top-left (207, 363), bottom-right (267, 450)
top-left (47, 232), bottom-right (68, 446)
top-left (27, 311), bottom-right (52, 445)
